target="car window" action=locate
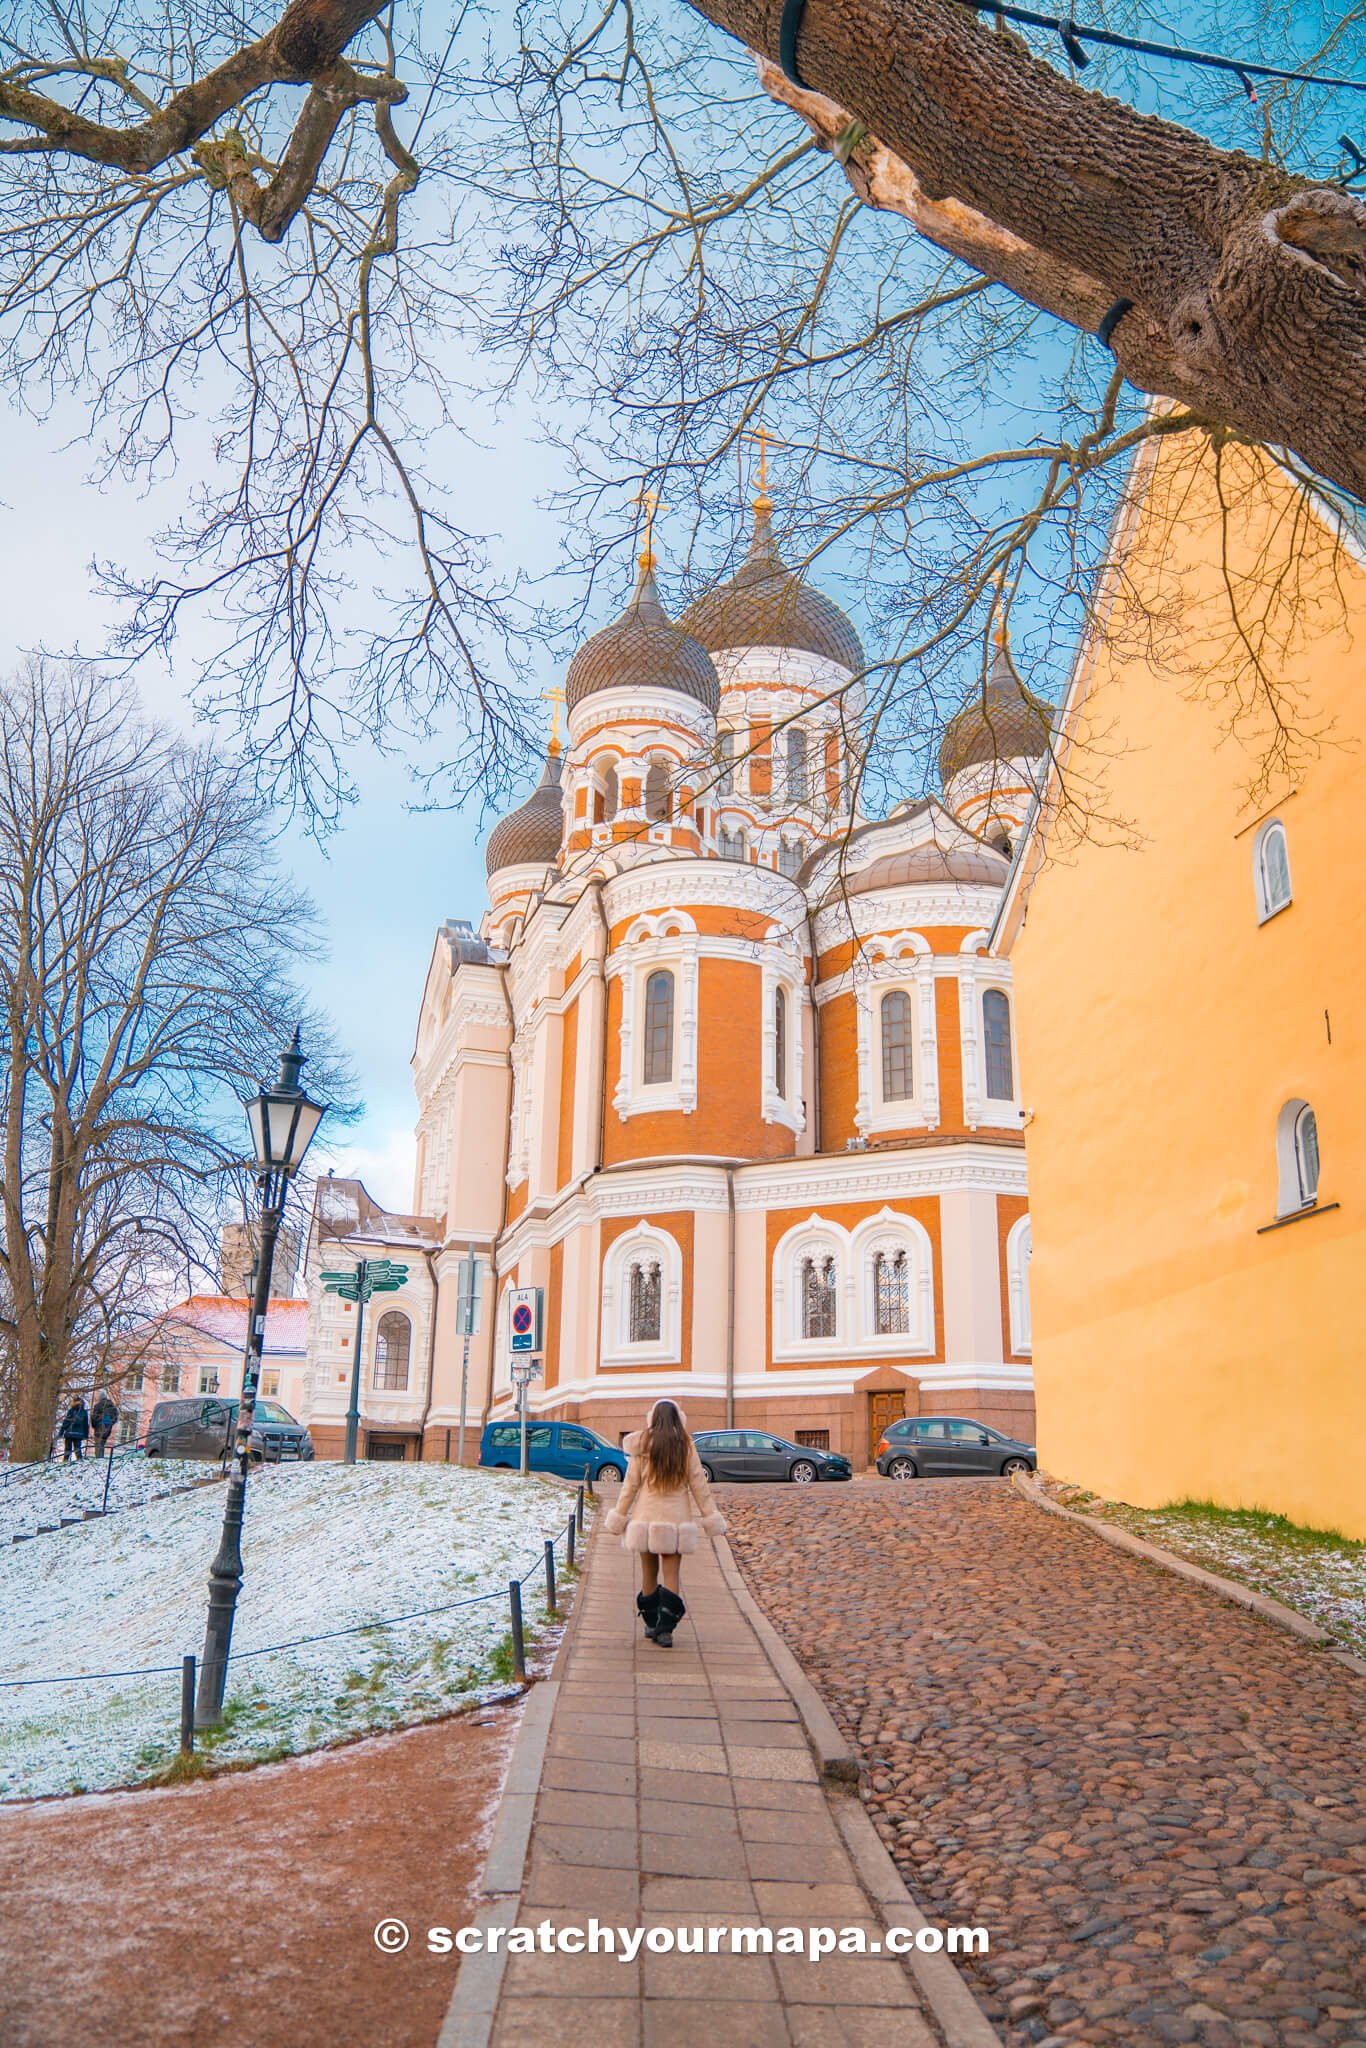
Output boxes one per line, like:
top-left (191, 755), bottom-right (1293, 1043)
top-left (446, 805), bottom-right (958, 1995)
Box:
top-left (202, 1402), bottom-right (227, 1426)
top-left (559, 1428), bottom-right (593, 1451)
top-left (741, 1433), bottom-right (773, 1451)
top-left (528, 1426), bottom-right (552, 1448)
top-left (948, 1421), bottom-right (988, 1441)
top-left (254, 1401), bottom-right (295, 1425)
top-left (705, 1432), bottom-right (743, 1451)
top-left (913, 1421), bottom-right (949, 1441)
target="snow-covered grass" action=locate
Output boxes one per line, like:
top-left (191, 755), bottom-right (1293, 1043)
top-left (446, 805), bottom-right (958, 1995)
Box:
top-left (1048, 1483), bottom-right (1366, 1657)
top-left (0, 1464), bottom-right (577, 1800)
top-left (0, 1450), bottom-right (208, 1545)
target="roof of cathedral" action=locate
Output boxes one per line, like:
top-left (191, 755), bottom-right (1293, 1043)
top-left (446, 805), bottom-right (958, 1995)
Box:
top-left (485, 747), bottom-right (565, 875)
top-left (680, 499), bottom-right (864, 671)
top-left (839, 840), bottom-right (1010, 895)
top-left (565, 556), bottom-right (720, 713)
top-left (938, 629), bottom-right (1055, 783)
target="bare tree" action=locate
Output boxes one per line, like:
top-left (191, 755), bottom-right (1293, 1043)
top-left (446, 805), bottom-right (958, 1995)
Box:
top-left (0, 1), bottom-right (1361, 820)
top-left (0, 661), bottom-right (352, 1461)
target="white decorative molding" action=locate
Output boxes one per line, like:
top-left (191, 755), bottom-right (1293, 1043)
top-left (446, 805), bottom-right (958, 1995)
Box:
top-left (957, 953), bottom-right (1022, 1132)
top-left (849, 933), bottom-right (941, 1138)
top-left (610, 930), bottom-right (700, 1117)
top-left (759, 933), bottom-right (807, 1134)
top-left (770, 1206), bottom-right (935, 1363)
top-left (813, 886), bottom-right (1003, 953)
top-left (1006, 1213), bottom-right (1032, 1356)
top-left (604, 860), bottom-right (802, 925)
top-left (733, 1148), bottom-right (1026, 1210)
top-left (599, 1220), bottom-right (684, 1368)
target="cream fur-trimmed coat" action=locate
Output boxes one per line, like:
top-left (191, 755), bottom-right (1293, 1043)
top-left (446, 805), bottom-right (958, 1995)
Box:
top-left (603, 1413), bottom-right (726, 1555)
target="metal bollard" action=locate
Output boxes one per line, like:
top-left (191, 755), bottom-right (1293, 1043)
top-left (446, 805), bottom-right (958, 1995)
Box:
top-left (544, 1538), bottom-right (557, 1614)
top-left (101, 1442), bottom-right (115, 1516)
top-left (584, 1460), bottom-right (594, 1502)
top-left (508, 1578), bottom-right (526, 1681)
top-left (575, 1483), bottom-right (585, 1535)
top-left (180, 1655), bottom-right (196, 1754)
top-left (567, 1509), bottom-right (576, 1570)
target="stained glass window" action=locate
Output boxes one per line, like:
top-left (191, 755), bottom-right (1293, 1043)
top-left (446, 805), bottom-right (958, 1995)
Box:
top-left (880, 990), bottom-right (913, 1100)
top-left (643, 970), bottom-right (674, 1084)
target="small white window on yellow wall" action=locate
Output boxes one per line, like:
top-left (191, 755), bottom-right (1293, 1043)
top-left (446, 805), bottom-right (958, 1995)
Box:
top-left (1254, 819), bottom-right (1292, 922)
top-left (1275, 1098), bottom-right (1320, 1216)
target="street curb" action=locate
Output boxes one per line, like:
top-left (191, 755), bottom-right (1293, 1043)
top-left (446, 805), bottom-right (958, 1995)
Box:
top-left (1015, 1473), bottom-right (1364, 1676)
top-left (713, 1530), bottom-right (860, 1783)
top-left (435, 1515), bottom-right (597, 2048)
top-left (833, 1799), bottom-right (1003, 2048)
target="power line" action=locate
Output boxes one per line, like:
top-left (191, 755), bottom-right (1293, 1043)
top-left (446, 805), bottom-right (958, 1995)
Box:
top-left (777, 0), bottom-right (1366, 99)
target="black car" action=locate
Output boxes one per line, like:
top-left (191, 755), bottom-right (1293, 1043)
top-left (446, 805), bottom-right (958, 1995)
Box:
top-left (692, 1430), bottom-right (852, 1485)
top-left (144, 1395), bottom-right (314, 1464)
top-left (875, 1415), bottom-right (1035, 1480)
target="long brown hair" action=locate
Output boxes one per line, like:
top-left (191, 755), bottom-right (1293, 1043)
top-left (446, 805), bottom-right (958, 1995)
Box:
top-left (639, 1399), bottom-right (690, 1491)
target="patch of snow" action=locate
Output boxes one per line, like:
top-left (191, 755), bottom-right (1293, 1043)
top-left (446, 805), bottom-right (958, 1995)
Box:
top-left (0, 1453), bottom-right (210, 1546)
top-left (0, 1464), bottom-right (575, 1800)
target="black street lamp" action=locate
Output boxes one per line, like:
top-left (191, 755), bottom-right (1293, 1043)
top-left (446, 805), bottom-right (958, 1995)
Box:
top-left (195, 1028), bottom-right (326, 1729)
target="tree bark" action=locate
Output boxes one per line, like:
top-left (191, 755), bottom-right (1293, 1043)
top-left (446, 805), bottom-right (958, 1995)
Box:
top-left (683, 0), bottom-right (1366, 500)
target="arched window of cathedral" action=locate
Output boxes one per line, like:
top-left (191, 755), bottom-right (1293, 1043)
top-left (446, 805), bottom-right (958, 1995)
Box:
top-left (777, 838), bottom-right (803, 879)
top-left (785, 726), bottom-right (809, 802)
top-left (601, 762), bottom-right (619, 822)
top-left (880, 990), bottom-right (913, 1101)
top-left (373, 1311), bottom-right (411, 1392)
top-left (774, 985), bottom-right (788, 1099)
top-left (982, 989), bottom-right (1014, 1101)
top-left (873, 1249), bottom-right (910, 1336)
top-left (718, 730), bottom-right (735, 797)
top-left (801, 1254), bottom-right (837, 1340)
top-left (643, 970), bottom-right (675, 1084)
top-left (1254, 819), bottom-right (1292, 922)
top-left (644, 758), bottom-right (671, 821)
top-left (1276, 1099), bottom-right (1320, 1215)
top-left (628, 1261), bottom-right (662, 1344)
top-left (718, 825), bottom-right (745, 862)
top-left (1006, 1215), bottom-right (1032, 1353)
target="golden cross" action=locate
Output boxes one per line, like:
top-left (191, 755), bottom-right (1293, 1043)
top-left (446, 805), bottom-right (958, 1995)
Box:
top-left (541, 683), bottom-right (566, 754)
top-left (742, 422), bottom-right (785, 499)
top-left (631, 485), bottom-right (663, 564)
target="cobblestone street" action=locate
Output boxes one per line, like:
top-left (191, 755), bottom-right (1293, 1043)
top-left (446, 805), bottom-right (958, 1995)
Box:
top-left (725, 1479), bottom-right (1365, 2048)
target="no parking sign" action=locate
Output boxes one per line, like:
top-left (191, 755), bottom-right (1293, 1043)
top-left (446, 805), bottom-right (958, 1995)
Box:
top-left (508, 1286), bottom-right (543, 1354)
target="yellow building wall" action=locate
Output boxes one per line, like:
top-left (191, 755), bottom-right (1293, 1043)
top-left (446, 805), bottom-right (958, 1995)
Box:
top-left (1008, 435), bottom-right (1366, 1538)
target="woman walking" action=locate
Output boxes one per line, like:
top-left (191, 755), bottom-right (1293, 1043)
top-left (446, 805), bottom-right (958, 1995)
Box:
top-left (603, 1399), bottom-right (725, 1647)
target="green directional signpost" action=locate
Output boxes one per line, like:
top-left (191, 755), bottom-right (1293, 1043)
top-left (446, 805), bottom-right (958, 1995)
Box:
top-left (321, 1258), bottom-right (409, 1464)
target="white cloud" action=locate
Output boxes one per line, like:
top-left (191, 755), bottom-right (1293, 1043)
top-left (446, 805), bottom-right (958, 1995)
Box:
top-left (318, 1125), bottom-right (419, 1216)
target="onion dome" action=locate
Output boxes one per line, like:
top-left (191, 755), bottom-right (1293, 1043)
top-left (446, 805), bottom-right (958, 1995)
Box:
top-left (680, 497), bottom-right (864, 671)
top-left (565, 554), bottom-right (719, 714)
top-left (939, 627), bottom-right (1055, 784)
top-left (485, 746), bottom-right (564, 876)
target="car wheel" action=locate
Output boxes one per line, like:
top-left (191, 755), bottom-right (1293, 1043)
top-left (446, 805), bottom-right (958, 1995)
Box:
top-left (700, 1463), bottom-right (715, 1483)
top-left (595, 1463), bottom-right (620, 1484)
top-left (1001, 1456), bottom-right (1032, 1477)
top-left (789, 1460), bottom-right (818, 1485)
top-left (887, 1456), bottom-right (918, 1480)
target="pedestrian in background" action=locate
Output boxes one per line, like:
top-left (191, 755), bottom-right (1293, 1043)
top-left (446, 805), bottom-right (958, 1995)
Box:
top-left (603, 1398), bottom-right (725, 1647)
top-left (90, 1389), bottom-right (119, 1457)
top-left (59, 1396), bottom-right (90, 1462)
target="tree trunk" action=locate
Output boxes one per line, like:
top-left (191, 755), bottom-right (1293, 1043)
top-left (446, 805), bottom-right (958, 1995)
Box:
top-left (685, 0), bottom-right (1366, 500)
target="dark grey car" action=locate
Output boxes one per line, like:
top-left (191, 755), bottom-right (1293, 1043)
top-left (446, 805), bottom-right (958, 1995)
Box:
top-left (693, 1430), bottom-right (852, 1485)
top-left (875, 1415), bottom-right (1035, 1479)
top-left (144, 1395), bottom-right (314, 1463)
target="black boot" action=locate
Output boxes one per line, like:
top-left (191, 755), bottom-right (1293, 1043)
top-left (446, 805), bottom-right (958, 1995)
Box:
top-left (652, 1589), bottom-right (686, 1648)
top-left (636, 1588), bottom-right (661, 1636)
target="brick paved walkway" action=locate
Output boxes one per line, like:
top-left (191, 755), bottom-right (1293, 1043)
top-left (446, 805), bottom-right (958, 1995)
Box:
top-left (482, 1525), bottom-right (952, 2047)
top-left (726, 1480), bottom-right (1366, 2048)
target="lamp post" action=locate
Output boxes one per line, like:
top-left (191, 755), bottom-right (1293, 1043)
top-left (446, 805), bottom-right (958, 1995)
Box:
top-left (195, 1028), bottom-right (325, 1730)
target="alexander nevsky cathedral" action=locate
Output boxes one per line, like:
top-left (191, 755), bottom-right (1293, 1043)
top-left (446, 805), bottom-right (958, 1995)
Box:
top-left (301, 485), bottom-right (1052, 1468)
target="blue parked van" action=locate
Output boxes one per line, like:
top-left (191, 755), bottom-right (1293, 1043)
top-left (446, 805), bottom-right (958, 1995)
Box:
top-left (479, 1419), bottom-right (627, 1483)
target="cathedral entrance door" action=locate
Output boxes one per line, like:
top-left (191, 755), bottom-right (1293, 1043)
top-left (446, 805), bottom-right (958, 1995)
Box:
top-left (868, 1390), bottom-right (907, 1466)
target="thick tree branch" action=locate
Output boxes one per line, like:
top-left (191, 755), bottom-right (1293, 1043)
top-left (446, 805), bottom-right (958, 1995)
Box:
top-left (692, 0), bottom-right (1366, 497)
